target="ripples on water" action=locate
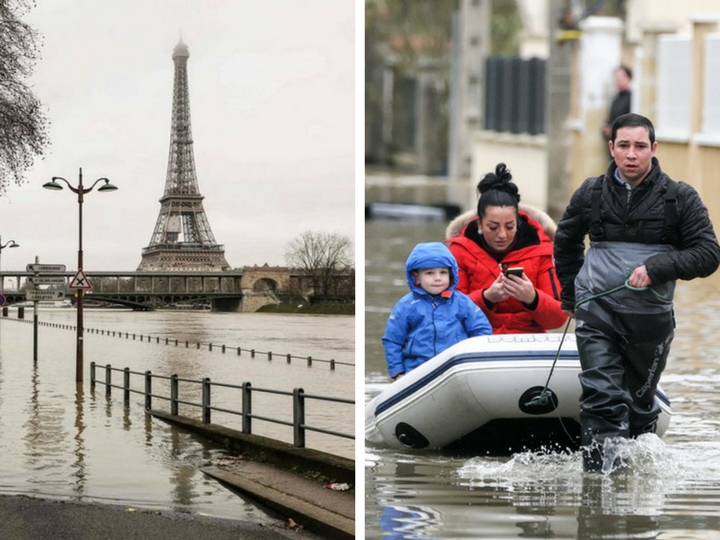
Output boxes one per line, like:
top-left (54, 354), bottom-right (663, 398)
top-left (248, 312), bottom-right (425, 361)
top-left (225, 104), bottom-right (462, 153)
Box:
top-left (0, 309), bottom-right (353, 523)
top-left (365, 219), bottom-right (720, 539)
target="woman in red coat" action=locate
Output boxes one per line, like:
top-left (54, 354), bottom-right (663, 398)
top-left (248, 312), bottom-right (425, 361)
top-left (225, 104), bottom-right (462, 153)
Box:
top-left (446, 163), bottom-right (567, 334)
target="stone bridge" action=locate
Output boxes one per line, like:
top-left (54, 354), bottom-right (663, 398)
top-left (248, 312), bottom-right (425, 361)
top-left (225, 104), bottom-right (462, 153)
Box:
top-left (0, 265), bottom-right (307, 312)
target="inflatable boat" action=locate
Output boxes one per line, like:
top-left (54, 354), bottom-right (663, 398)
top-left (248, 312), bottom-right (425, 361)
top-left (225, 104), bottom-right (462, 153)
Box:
top-left (365, 333), bottom-right (672, 454)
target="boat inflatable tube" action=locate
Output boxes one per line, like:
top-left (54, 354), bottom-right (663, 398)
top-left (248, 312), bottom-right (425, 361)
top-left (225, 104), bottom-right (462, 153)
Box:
top-left (365, 334), bottom-right (671, 454)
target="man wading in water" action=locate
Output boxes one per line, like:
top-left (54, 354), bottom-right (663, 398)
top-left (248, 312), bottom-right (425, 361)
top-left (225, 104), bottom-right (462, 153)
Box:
top-left (554, 113), bottom-right (720, 473)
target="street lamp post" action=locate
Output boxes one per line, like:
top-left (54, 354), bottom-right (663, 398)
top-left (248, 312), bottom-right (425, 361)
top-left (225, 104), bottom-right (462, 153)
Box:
top-left (43, 168), bottom-right (118, 383)
top-left (0, 235), bottom-right (20, 293)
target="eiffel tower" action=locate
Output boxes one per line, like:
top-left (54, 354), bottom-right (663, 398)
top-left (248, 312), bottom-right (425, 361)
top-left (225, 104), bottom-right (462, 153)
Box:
top-left (137, 40), bottom-right (231, 272)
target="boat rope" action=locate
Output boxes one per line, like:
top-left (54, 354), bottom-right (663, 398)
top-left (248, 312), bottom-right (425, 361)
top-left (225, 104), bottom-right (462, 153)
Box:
top-left (524, 279), bottom-right (658, 408)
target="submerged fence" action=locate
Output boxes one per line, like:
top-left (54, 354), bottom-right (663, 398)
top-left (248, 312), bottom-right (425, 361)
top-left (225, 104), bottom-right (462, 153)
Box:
top-left (4, 315), bottom-right (351, 370)
top-left (90, 362), bottom-right (354, 450)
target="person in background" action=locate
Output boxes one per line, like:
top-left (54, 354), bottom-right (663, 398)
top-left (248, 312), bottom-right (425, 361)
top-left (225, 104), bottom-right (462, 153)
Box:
top-left (601, 65), bottom-right (632, 144)
top-left (554, 113), bottom-right (720, 473)
top-left (445, 163), bottom-right (567, 334)
top-left (382, 242), bottom-right (492, 380)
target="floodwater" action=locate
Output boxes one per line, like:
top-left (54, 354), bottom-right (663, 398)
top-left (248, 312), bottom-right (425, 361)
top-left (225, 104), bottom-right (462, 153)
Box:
top-left (0, 308), bottom-right (354, 523)
top-left (365, 218), bottom-right (720, 539)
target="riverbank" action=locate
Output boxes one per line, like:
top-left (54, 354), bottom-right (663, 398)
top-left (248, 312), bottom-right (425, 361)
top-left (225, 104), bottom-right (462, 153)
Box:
top-left (257, 303), bottom-right (354, 315)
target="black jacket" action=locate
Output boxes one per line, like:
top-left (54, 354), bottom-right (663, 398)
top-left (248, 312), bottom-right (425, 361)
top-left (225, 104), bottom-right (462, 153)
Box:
top-left (608, 91), bottom-right (631, 128)
top-left (554, 158), bottom-right (720, 310)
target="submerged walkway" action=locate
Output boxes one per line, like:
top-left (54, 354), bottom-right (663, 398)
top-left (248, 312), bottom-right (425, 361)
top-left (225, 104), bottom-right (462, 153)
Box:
top-left (0, 494), bottom-right (326, 539)
top-left (152, 410), bottom-right (355, 539)
top-left (0, 434), bottom-right (354, 540)
top-left (203, 459), bottom-right (354, 540)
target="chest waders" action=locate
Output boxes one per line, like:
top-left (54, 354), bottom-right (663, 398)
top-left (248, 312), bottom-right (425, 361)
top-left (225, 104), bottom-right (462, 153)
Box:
top-left (531, 177), bottom-right (680, 472)
top-left (578, 177), bottom-right (679, 472)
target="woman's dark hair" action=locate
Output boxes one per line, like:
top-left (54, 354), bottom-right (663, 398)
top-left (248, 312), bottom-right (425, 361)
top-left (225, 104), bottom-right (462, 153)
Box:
top-left (476, 163), bottom-right (520, 219)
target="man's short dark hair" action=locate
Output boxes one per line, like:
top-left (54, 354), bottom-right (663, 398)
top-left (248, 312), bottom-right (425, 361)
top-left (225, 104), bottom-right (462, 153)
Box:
top-left (618, 65), bottom-right (632, 79)
top-left (611, 113), bottom-right (655, 144)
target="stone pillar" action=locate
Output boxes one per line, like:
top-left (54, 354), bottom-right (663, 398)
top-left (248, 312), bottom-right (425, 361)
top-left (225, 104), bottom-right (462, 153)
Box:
top-left (690, 16), bottom-right (719, 135)
top-left (573, 17), bottom-right (625, 184)
top-left (545, 0), bottom-right (581, 221)
top-left (688, 15), bottom-right (719, 194)
top-left (447, 0), bottom-right (491, 206)
top-left (415, 58), bottom-right (448, 175)
top-left (636, 23), bottom-right (679, 121)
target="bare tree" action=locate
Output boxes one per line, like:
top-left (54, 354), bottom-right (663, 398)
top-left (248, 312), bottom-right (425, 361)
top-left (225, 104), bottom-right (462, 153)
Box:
top-left (0, 0), bottom-right (50, 194)
top-left (285, 230), bottom-right (353, 301)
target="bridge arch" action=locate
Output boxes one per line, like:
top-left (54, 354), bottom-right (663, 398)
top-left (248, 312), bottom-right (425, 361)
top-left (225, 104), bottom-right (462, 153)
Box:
top-left (252, 278), bottom-right (279, 293)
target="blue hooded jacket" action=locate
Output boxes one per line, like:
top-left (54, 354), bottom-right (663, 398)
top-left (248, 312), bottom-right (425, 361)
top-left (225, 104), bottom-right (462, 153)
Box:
top-left (382, 242), bottom-right (492, 378)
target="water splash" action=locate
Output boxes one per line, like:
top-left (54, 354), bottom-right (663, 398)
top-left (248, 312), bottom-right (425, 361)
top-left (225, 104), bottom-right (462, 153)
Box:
top-left (456, 434), bottom-right (690, 482)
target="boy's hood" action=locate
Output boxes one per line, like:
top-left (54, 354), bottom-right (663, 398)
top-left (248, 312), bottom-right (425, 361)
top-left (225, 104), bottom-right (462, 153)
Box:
top-left (405, 242), bottom-right (460, 295)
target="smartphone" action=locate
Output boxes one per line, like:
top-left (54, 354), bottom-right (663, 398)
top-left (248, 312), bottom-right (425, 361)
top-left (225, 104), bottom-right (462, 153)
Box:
top-left (504, 267), bottom-right (524, 278)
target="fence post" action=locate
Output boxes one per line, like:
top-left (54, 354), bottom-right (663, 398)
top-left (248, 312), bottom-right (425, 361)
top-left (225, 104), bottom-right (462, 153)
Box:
top-left (242, 382), bottom-right (252, 434)
top-left (90, 362), bottom-right (96, 389)
top-left (237, 347), bottom-right (241, 356)
top-left (170, 374), bottom-right (179, 416)
top-left (209, 343), bottom-right (213, 351)
top-left (293, 388), bottom-right (306, 448)
top-left (330, 359), bottom-right (336, 370)
top-left (268, 351), bottom-right (272, 361)
top-left (286, 354), bottom-right (291, 364)
top-left (251, 349), bottom-right (255, 358)
top-left (307, 356), bottom-right (312, 367)
top-left (145, 370), bottom-right (152, 410)
top-left (202, 378), bottom-right (211, 424)
top-left (123, 367), bottom-right (130, 403)
top-left (105, 364), bottom-right (112, 397)
top-left (222, 344), bottom-right (226, 353)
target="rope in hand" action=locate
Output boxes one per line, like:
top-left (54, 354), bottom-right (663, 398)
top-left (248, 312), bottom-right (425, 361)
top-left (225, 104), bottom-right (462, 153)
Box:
top-left (524, 279), bottom-right (653, 408)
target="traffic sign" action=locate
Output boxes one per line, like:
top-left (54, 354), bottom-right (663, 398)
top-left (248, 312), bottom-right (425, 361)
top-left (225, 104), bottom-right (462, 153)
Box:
top-left (27, 276), bottom-right (67, 285)
top-left (69, 269), bottom-right (93, 290)
top-left (26, 264), bottom-right (67, 273)
top-left (25, 289), bottom-right (66, 301)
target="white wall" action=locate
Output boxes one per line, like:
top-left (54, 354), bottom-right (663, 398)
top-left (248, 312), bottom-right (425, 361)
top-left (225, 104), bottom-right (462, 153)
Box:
top-left (627, 0), bottom-right (720, 43)
top-left (656, 35), bottom-right (692, 141)
top-left (470, 133), bottom-right (548, 212)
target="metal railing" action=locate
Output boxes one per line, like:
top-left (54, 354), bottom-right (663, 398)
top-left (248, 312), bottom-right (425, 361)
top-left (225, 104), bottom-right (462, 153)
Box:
top-left (90, 362), bottom-right (354, 449)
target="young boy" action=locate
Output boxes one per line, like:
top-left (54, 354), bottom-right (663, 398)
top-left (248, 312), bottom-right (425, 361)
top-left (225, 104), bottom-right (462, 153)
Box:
top-left (382, 242), bottom-right (492, 380)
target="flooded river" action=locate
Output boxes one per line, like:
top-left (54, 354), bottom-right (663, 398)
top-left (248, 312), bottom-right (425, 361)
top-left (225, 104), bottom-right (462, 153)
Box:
top-left (365, 218), bottom-right (720, 539)
top-left (0, 309), bottom-right (353, 523)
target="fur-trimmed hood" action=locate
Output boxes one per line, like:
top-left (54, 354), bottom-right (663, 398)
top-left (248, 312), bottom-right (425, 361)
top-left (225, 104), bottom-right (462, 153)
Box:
top-left (445, 203), bottom-right (557, 241)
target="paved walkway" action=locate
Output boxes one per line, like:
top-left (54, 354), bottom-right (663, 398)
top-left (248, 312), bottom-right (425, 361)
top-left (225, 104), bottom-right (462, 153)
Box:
top-left (150, 410), bottom-right (355, 538)
top-left (0, 457), bottom-right (355, 540)
top-left (0, 494), bottom-right (326, 540)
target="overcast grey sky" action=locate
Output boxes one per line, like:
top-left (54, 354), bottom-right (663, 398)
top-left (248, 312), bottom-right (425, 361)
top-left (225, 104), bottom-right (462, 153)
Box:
top-left (0, 0), bottom-right (355, 272)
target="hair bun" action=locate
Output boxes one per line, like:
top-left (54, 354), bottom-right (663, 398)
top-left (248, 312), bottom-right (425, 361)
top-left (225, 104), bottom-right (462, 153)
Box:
top-left (477, 162), bottom-right (519, 201)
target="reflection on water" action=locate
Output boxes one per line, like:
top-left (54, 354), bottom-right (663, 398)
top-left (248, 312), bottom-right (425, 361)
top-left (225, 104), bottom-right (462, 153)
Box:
top-left (0, 309), bottom-right (353, 522)
top-left (365, 218), bottom-right (720, 539)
